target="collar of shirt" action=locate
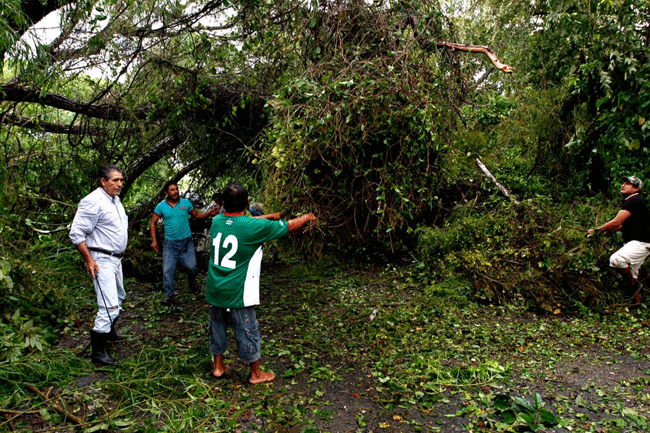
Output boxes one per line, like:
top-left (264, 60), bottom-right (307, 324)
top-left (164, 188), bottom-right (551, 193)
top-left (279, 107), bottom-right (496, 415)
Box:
top-left (97, 186), bottom-right (121, 204)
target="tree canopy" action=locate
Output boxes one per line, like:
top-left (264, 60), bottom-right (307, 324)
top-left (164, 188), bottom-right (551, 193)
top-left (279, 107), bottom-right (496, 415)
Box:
top-left (2, 0), bottom-right (648, 249)
top-left (2, 0), bottom-right (521, 246)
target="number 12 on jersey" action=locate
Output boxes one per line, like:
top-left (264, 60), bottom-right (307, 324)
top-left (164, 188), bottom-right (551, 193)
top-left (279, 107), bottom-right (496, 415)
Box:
top-left (213, 232), bottom-right (238, 269)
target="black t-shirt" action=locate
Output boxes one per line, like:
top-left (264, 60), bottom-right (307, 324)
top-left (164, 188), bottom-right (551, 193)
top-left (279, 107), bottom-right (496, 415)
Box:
top-left (621, 194), bottom-right (650, 243)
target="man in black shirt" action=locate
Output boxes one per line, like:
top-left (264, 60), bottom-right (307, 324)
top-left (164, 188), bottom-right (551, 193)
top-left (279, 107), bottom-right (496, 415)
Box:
top-left (588, 176), bottom-right (650, 305)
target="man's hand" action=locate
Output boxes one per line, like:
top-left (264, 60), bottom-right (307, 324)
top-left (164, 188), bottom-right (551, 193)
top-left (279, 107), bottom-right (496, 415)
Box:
top-left (85, 258), bottom-right (99, 279)
top-left (76, 241), bottom-right (100, 279)
top-left (587, 228), bottom-right (597, 237)
top-left (151, 239), bottom-right (159, 252)
top-left (288, 213), bottom-right (317, 233)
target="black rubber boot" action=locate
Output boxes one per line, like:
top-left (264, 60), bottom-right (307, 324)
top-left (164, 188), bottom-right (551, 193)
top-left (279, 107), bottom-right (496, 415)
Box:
top-left (90, 330), bottom-right (117, 366)
top-left (107, 317), bottom-right (125, 342)
top-left (629, 283), bottom-right (643, 309)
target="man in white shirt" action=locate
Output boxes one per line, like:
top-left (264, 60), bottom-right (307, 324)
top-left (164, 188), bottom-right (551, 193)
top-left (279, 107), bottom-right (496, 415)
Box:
top-left (70, 165), bottom-right (128, 365)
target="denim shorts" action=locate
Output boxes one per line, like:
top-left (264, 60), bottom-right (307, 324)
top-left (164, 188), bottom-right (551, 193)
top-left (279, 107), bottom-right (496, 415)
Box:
top-left (208, 305), bottom-right (261, 364)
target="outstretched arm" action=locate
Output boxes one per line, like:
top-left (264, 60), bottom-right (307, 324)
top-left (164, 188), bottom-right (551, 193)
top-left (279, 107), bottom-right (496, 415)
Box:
top-left (254, 212), bottom-right (282, 220)
top-left (190, 207), bottom-right (219, 219)
top-left (287, 213), bottom-right (317, 233)
top-left (587, 210), bottom-right (631, 236)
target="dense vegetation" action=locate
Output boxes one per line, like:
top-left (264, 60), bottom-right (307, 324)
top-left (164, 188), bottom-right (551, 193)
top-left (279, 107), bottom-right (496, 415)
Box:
top-left (1, 0), bottom-right (650, 430)
top-left (3, 264), bottom-right (650, 432)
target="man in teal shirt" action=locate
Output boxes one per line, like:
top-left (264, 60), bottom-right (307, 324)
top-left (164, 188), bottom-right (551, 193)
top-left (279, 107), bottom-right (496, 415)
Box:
top-left (151, 181), bottom-right (217, 305)
top-left (206, 182), bottom-right (316, 384)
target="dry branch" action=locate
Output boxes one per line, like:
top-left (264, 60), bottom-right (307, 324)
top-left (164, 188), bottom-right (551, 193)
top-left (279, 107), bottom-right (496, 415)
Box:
top-left (1, 84), bottom-right (150, 121)
top-left (25, 384), bottom-right (85, 425)
top-left (475, 158), bottom-right (519, 205)
top-left (436, 42), bottom-right (514, 73)
top-left (1, 114), bottom-right (105, 135)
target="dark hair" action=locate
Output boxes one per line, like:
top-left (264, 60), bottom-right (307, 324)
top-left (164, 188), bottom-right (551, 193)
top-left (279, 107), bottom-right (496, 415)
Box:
top-left (164, 181), bottom-right (178, 193)
top-left (222, 183), bottom-right (248, 212)
top-left (97, 164), bottom-right (123, 186)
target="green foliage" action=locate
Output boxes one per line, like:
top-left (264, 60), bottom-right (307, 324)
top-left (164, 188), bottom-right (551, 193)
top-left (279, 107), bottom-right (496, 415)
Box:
top-left (0, 250), bottom-right (74, 361)
top-left (0, 257), bottom-right (12, 289)
top-left (1, 263), bottom-right (650, 431)
top-left (416, 197), bottom-right (623, 309)
top-left (490, 393), bottom-right (560, 432)
top-left (0, 0), bottom-right (28, 69)
top-left (521, 0), bottom-right (650, 191)
top-left (0, 198), bottom-right (85, 361)
top-left (262, 1), bottom-right (468, 247)
top-left (0, 310), bottom-right (54, 362)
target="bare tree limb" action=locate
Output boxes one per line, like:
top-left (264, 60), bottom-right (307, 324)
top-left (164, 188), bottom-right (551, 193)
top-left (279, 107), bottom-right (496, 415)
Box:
top-left (436, 42), bottom-right (514, 73)
top-left (25, 384), bottom-right (84, 425)
top-left (121, 135), bottom-right (185, 197)
top-left (475, 158), bottom-right (520, 205)
top-left (1, 84), bottom-right (152, 121)
top-left (0, 114), bottom-right (105, 135)
top-left (399, 14), bottom-right (514, 74)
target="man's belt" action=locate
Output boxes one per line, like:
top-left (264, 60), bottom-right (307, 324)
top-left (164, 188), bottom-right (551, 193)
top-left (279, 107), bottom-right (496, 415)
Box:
top-left (88, 247), bottom-right (125, 258)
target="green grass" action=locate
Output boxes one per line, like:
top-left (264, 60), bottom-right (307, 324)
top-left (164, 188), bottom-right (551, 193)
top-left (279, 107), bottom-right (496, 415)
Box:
top-left (1, 261), bottom-right (649, 432)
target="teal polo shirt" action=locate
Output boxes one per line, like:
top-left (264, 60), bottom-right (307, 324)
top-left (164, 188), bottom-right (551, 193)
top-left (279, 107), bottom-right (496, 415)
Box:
top-left (154, 198), bottom-right (194, 241)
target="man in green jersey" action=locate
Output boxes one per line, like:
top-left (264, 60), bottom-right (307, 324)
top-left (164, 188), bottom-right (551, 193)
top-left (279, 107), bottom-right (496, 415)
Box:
top-left (206, 182), bottom-right (317, 384)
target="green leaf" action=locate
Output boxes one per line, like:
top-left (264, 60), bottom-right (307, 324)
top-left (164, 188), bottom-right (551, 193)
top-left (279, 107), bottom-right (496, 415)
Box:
top-left (539, 408), bottom-right (558, 425)
top-left (518, 412), bottom-right (536, 426)
top-left (501, 410), bottom-right (516, 424)
top-left (595, 96), bottom-right (609, 109)
top-left (512, 396), bottom-right (534, 412)
top-left (493, 394), bottom-right (511, 410)
top-left (575, 394), bottom-right (588, 407)
top-left (85, 423), bottom-right (109, 433)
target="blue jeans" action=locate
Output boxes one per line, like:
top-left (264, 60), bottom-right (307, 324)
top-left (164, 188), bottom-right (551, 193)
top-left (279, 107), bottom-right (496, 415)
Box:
top-left (249, 206), bottom-right (263, 217)
top-left (162, 237), bottom-right (197, 298)
top-left (208, 305), bottom-right (261, 364)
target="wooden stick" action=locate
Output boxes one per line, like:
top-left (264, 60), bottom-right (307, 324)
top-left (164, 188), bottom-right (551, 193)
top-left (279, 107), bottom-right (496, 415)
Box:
top-left (25, 384), bottom-right (85, 425)
top-left (475, 158), bottom-right (520, 205)
top-left (436, 42), bottom-right (514, 73)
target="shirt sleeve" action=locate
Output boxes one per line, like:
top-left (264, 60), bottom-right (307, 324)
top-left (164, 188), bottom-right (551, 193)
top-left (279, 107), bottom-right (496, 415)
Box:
top-left (256, 219), bottom-right (288, 242)
top-left (69, 195), bottom-right (100, 246)
top-left (153, 202), bottom-right (164, 217)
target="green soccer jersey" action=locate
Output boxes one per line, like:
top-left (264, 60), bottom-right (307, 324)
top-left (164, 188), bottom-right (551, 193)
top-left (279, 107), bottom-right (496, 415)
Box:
top-left (206, 214), bottom-right (288, 308)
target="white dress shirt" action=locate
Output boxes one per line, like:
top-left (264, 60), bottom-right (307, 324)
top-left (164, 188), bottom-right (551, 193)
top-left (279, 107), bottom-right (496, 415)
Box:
top-left (69, 187), bottom-right (128, 253)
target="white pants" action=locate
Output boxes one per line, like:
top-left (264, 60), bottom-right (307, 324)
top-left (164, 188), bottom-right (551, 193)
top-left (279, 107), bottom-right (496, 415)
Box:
top-left (91, 252), bottom-right (125, 333)
top-left (610, 240), bottom-right (650, 279)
